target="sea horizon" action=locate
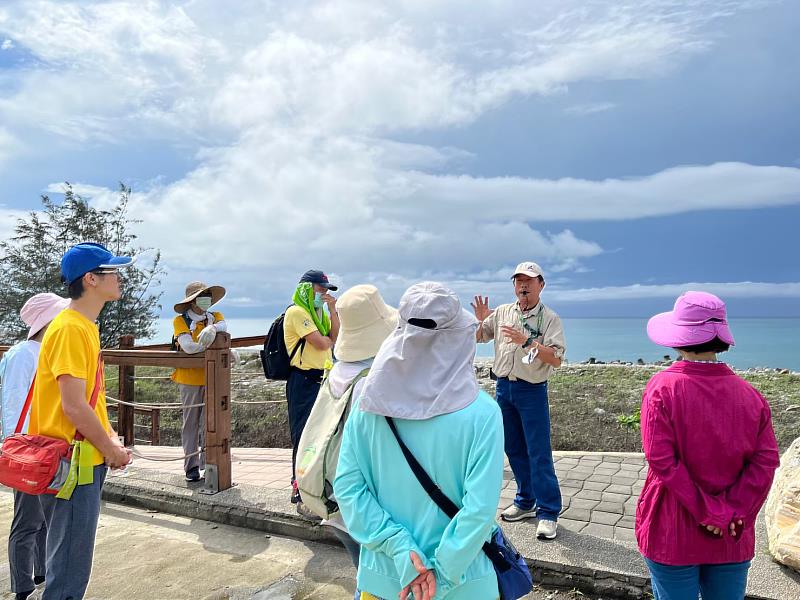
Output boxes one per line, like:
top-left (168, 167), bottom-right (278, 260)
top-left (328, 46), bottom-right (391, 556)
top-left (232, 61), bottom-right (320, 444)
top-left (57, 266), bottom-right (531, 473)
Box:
top-left (146, 316), bottom-right (800, 372)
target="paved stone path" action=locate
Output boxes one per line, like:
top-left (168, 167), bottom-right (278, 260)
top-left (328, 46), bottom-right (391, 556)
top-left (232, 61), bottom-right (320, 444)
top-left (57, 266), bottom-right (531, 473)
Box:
top-left (132, 446), bottom-right (646, 543)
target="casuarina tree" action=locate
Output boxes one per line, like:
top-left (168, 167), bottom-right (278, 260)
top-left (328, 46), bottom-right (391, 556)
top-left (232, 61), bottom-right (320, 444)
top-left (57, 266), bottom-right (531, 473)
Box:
top-left (0, 183), bottom-right (165, 347)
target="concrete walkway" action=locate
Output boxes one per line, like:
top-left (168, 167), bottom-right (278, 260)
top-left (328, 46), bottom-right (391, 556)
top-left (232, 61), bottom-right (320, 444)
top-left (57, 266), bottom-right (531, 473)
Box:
top-left (130, 446), bottom-right (645, 543)
top-left (118, 446), bottom-right (798, 599)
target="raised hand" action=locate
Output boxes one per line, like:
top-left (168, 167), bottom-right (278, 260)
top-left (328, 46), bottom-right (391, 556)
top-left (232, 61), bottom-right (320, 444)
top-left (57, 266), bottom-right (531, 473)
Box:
top-left (500, 325), bottom-right (528, 346)
top-left (470, 295), bottom-right (493, 322)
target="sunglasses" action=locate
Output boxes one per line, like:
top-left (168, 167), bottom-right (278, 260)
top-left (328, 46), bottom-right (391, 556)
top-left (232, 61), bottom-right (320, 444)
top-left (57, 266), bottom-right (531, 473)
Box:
top-left (90, 269), bottom-right (120, 276)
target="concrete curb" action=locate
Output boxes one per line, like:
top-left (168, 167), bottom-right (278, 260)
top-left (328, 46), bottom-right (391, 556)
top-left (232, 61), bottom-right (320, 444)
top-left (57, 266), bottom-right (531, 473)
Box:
top-left (102, 469), bottom-right (796, 600)
top-left (104, 470), bottom-right (654, 598)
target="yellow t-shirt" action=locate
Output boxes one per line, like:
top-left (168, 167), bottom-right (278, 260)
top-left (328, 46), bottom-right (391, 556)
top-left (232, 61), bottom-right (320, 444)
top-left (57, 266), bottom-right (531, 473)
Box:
top-left (171, 311), bottom-right (224, 386)
top-left (29, 308), bottom-right (110, 466)
top-left (283, 305), bottom-right (331, 371)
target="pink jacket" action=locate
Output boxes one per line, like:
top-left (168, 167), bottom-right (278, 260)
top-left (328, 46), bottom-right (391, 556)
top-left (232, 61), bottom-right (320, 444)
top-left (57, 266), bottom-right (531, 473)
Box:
top-left (635, 361), bottom-right (779, 565)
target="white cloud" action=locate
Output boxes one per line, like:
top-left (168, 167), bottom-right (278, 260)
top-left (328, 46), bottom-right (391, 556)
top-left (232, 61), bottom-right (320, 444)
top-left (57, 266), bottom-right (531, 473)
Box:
top-left (0, 0), bottom-right (764, 144)
top-left (545, 281), bottom-right (800, 302)
top-left (0, 207), bottom-right (28, 242)
top-left (1, 38), bottom-right (13, 50)
top-left (3, 0), bottom-right (793, 312)
top-left (0, 127), bottom-right (17, 165)
top-left (56, 154), bottom-right (799, 310)
top-left (564, 102), bottom-right (617, 116)
top-left (402, 162), bottom-right (800, 222)
top-left (43, 182), bottom-right (120, 210)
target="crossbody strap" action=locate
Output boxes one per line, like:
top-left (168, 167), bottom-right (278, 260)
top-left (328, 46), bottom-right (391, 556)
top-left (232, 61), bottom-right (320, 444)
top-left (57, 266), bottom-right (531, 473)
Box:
top-left (385, 416), bottom-right (506, 567)
top-left (385, 416), bottom-right (459, 518)
top-left (15, 356), bottom-right (104, 437)
top-left (289, 337), bottom-right (306, 361)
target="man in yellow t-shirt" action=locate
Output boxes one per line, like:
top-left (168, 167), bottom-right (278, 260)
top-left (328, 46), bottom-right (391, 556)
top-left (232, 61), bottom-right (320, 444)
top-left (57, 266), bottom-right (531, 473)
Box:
top-left (30, 242), bottom-right (133, 600)
top-left (171, 281), bottom-right (226, 482)
top-left (283, 270), bottom-right (340, 518)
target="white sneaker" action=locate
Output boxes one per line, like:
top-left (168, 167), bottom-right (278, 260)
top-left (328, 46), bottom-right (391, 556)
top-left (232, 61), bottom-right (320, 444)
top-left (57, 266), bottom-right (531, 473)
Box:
top-left (536, 518), bottom-right (558, 539)
top-left (500, 504), bottom-right (537, 522)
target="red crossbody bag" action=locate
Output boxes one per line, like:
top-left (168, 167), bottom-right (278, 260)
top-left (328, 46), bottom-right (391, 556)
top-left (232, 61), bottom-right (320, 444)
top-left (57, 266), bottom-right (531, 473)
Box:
top-left (0, 358), bottom-right (103, 495)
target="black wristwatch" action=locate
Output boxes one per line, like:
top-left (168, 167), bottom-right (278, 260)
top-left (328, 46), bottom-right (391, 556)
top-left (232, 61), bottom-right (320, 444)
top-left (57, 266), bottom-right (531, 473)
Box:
top-left (523, 335), bottom-right (536, 349)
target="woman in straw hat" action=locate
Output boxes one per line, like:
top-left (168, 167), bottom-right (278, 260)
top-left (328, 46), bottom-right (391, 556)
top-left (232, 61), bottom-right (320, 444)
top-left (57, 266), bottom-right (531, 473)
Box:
top-left (636, 291), bottom-right (779, 600)
top-left (0, 292), bottom-right (69, 600)
top-left (296, 284), bottom-right (397, 593)
top-left (335, 282), bottom-right (505, 600)
top-left (171, 281), bottom-right (226, 482)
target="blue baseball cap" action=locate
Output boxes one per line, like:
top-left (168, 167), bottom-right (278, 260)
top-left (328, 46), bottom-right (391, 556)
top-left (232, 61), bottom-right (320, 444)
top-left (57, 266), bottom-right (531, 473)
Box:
top-left (61, 242), bottom-right (136, 285)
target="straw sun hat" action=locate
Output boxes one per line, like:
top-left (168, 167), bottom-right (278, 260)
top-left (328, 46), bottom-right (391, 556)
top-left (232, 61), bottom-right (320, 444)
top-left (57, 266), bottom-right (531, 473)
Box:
top-left (174, 281), bottom-right (226, 313)
top-left (334, 285), bottom-right (398, 362)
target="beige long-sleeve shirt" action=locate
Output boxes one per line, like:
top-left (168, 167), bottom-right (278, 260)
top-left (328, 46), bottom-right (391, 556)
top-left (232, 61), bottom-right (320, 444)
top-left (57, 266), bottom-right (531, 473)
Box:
top-left (478, 301), bottom-right (566, 384)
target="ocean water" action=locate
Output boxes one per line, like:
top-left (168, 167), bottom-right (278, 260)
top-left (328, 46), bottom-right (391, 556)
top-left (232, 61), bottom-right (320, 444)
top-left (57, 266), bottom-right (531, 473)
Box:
top-left (146, 317), bottom-right (800, 371)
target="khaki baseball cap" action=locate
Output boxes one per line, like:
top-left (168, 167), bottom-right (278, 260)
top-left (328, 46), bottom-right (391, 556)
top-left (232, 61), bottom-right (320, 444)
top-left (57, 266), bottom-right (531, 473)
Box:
top-left (511, 261), bottom-right (544, 280)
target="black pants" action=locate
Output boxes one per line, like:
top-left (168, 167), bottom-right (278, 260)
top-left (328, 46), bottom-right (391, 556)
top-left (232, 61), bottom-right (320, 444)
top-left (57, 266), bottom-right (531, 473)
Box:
top-left (9, 490), bottom-right (46, 593)
top-left (286, 367), bottom-right (323, 483)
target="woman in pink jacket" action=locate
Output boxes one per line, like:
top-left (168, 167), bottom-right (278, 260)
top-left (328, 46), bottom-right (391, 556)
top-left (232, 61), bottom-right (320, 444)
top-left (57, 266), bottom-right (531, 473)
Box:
top-left (636, 291), bottom-right (780, 600)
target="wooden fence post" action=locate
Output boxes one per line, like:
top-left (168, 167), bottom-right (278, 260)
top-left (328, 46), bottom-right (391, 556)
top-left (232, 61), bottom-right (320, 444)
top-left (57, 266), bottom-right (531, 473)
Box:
top-left (203, 332), bottom-right (232, 493)
top-left (117, 335), bottom-right (136, 447)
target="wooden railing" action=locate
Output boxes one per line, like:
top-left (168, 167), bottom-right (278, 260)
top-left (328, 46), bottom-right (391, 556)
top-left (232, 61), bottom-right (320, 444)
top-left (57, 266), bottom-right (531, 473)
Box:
top-left (0, 332), bottom-right (266, 493)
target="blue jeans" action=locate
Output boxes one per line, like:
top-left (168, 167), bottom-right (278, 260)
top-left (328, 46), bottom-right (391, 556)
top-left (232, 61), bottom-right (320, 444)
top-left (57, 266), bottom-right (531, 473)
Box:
top-left (39, 465), bottom-right (107, 600)
top-left (9, 490), bottom-right (47, 593)
top-left (645, 558), bottom-right (751, 600)
top-left (496, 377), bottom-right (561, 520)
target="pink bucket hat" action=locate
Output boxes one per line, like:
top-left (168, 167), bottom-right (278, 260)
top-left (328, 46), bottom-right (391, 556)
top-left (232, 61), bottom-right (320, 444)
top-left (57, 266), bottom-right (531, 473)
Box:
top-left (647, 291), bottom-right (735, 348)
top-left (20, 293), bottom-right (70, 340)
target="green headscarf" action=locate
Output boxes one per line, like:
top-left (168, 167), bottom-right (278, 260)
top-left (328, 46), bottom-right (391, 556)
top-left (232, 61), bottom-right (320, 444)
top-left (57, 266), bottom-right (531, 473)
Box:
top-left (292, 282), bottom-right (331, 336)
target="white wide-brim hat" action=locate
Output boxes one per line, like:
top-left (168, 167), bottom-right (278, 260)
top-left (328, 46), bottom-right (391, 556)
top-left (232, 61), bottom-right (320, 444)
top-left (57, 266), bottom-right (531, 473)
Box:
top-left (334, 284), bottom-right (398, 362)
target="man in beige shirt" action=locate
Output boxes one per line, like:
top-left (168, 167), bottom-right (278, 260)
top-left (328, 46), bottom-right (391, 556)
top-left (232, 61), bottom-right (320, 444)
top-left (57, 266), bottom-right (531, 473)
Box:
top-left (472, 261), bottom-right (566, 539)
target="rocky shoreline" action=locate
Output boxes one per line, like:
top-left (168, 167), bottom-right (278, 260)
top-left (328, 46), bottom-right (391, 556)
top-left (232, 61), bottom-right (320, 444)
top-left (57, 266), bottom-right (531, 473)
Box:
top-left (473, 355), bottom-right (797, 376)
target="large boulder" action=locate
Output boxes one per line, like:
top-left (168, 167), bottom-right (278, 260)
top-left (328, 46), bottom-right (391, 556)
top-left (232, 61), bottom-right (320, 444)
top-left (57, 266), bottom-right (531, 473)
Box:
top-left (765, 437), bottom-right (800, 572)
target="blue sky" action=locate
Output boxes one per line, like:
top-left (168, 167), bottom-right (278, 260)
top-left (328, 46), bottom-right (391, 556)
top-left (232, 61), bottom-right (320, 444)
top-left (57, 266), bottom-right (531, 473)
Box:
top-left (1, 0), bottom-right (799, 320)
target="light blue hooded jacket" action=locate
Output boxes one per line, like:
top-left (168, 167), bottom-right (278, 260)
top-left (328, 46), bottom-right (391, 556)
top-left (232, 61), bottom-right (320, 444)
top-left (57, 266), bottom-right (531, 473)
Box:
top-left (334, 390), bottom-right (504, 599)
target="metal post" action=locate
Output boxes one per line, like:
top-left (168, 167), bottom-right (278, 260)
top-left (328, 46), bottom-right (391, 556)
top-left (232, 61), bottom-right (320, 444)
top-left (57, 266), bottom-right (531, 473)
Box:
top-left (117, 335), bottom-right (136, 447)
top-left (202, 332), bottom-right (232, 493)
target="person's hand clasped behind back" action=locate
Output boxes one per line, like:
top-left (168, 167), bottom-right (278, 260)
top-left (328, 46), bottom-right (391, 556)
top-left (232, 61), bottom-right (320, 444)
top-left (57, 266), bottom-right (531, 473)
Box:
top-left (398, 551), bottom-right (436, 600)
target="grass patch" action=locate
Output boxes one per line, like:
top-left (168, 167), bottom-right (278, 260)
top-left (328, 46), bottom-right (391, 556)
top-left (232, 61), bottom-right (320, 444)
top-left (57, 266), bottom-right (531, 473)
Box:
top-left (105, 356), bottom-right (800, 452)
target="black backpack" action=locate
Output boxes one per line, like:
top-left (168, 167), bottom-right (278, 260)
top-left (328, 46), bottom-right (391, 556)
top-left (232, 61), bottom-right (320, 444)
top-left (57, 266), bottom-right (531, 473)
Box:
top-left (260, 308), bottom-right (306, 380)
top-left (170, 313), bottom-right (193, 351)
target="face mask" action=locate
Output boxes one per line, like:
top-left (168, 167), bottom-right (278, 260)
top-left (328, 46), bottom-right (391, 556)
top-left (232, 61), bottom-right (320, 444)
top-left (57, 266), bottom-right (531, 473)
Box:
top-left (195, 296), bottom-right (213, 311)
top-left (314, 292), bottom-right (324, 308)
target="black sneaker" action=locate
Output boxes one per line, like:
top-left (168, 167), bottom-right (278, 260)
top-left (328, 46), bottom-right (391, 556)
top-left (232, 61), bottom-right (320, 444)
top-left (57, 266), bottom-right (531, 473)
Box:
top-left (34, 576), bottom-right (46, 586)
top-left (16, 591), bottom-right (34, 600)
top-left (185, 467), bottom-right (202, 482)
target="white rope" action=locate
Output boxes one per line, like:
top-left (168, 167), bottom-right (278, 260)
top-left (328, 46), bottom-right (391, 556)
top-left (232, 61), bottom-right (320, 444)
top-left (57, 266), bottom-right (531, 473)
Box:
top-left (106, 396), bottom-right (204, 410)
top-left (231, 399), bottom-right (286, 405)
top-left (130, 448), bottom-right (203, 462)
